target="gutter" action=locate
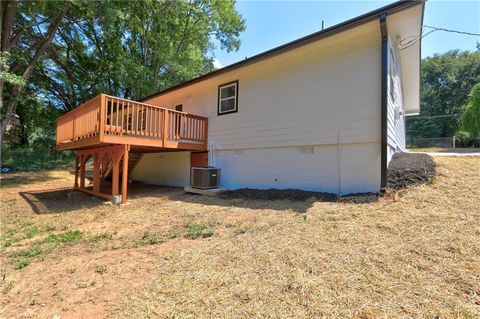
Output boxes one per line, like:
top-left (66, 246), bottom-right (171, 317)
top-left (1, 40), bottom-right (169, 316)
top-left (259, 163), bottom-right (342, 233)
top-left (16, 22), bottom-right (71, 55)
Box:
top-left (380, 13), bottom-right (388, 192)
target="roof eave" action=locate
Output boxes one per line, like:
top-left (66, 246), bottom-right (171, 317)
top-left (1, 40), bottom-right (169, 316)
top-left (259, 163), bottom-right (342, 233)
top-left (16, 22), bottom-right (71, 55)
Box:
top-left (140, 0), bottom-right (426, 102)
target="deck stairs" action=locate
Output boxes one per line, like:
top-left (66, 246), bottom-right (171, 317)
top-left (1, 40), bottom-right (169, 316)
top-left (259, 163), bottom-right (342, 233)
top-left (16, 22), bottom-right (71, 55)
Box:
top-left (103, 152), bottom-right (143, 180)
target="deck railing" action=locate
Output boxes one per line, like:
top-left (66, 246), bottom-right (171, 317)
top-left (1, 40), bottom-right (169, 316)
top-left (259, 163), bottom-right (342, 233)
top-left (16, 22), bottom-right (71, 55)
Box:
top-left (56, 94), bottom-right (208, 150)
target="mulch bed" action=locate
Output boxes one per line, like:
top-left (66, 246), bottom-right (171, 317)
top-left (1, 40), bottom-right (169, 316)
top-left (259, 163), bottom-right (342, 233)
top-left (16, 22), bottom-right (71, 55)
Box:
top-left (218, 188), bottom-right (337, 202)
top-left (218, 152), bottom-right (436, 202)
top-left (387, 152), bottom-right (436, 189)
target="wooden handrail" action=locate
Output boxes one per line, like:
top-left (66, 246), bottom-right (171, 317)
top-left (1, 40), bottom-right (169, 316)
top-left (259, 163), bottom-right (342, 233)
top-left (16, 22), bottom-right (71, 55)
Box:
top-left (56, 93), bottom-right (208, 150)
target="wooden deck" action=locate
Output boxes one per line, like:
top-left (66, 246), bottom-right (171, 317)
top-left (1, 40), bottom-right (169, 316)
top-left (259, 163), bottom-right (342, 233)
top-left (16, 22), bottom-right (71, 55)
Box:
top-left (56, 94), bottom-right (208, 203)
top-left (56, 94), bottom-right (208, 151)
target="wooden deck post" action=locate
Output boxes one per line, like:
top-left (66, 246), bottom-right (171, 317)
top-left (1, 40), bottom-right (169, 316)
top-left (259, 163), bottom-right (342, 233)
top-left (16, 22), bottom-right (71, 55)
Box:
top-left (93, 152), bottom-right (100, 194)
top-left (203, 119), bottom-right (209, 149)
top-left (99, 94), bottom-right (106, 142)
top-left (74, 154), bottom-right (79, 188)
top-left (112, 152), bottom-right (121, 196)
top-left (121, 145), bottom-right (130, 204)
top-left (80, 154), bottom-right (86, 189)
top-left (162, 110), bottom-right (169, 147)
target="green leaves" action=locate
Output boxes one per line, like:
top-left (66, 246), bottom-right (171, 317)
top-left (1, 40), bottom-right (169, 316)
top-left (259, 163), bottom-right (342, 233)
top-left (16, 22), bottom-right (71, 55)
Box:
top-left (460, 83), bottom-right (480, 138)
top-left (407, 50), bottom-right (480, 139)
top-left (34, 0), bottom-right (246, 110)
top-left (0, 53), bottom-right (25, 86)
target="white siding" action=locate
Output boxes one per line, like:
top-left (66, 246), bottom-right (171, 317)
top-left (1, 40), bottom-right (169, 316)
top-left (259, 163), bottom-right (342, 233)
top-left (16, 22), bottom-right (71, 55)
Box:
top-left (131, 152), bottom-right (190, 187)
top-left (135, 21), bottom-right (383, 194)
top-left (386, 39), bottom-right (406, 163)
top-left (146, 21), bottom-right (382, 149)
top-left (216, 143), bottom-right (380, 195)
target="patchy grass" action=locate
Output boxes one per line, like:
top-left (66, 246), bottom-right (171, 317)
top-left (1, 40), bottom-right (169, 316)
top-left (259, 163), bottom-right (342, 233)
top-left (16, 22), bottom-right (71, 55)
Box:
top-left (2, 282), bottom-right (14, 294)
top-left (90, 231), bottom-right (115, 242)
top-left (9, 246), bottom-right (43, 259)
top-left (95, 265), bottom-right (108, 274)
top-left (1, 157), bottom-right (479, 318)
top-left (136, 230), bottom-right (165, 245)
top-left (6, 231), bottom-right (82, 269)
top-left (43, 230), bottom-right (83, 244)
top-left (185, 223), bottom-right (215, 239)
top-left (14, 259), bottom-right (31, 270)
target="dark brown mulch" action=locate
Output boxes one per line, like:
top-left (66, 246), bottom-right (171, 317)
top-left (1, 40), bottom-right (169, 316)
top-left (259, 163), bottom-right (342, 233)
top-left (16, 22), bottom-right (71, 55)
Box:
top-left (387, 152), bottom-right (436, 189)
top-left (218, 188), bottom-right (337, 202)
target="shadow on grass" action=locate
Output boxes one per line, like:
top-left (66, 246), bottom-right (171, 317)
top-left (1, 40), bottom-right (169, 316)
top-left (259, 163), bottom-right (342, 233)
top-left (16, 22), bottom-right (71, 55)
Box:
top-left (20, 188), bottom-right (103, 214)
top-left (126, 182), bottom-right (377, 213)
top-left (1, 168), bottom-right (76, 189)
top-left (19, 181), bottom-right (377, 215)
top-left (1, 174), bottom-right (62, 189)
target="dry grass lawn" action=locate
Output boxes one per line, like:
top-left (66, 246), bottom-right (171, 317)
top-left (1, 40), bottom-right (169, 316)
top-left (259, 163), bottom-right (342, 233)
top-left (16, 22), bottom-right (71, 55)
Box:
top-left (0, 156), bottom-right (479, 318)
top-left (408, 147), bottom-right (480, 153)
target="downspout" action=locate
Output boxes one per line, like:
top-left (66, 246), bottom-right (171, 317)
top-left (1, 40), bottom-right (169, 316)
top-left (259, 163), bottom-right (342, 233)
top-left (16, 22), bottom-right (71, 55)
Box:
top-left (379, 13), bottom-right (388, 192)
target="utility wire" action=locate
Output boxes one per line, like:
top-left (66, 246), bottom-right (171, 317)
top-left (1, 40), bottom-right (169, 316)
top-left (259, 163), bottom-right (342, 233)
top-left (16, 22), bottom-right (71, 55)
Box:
top-left (397, 25), bottom-right (480, 51)
top-left (423, 25), bottom-right (480, 37)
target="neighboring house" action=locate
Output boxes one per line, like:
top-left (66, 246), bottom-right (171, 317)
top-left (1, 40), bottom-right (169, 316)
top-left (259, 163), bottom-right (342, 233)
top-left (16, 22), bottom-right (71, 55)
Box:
top-left (56, 0), bottom-right (425, 202)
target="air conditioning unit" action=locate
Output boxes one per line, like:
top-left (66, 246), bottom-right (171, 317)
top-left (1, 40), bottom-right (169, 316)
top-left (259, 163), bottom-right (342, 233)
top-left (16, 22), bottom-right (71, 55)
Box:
top-left (191, 167), bottom-right (221, 189)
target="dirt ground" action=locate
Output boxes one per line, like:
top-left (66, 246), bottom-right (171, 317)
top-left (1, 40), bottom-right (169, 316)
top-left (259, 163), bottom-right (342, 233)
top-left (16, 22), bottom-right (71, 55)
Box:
top-left (1, 156), bottom-right (479, 318)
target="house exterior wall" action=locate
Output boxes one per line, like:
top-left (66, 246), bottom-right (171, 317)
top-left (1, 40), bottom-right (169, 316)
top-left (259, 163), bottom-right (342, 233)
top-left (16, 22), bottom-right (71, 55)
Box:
top-left (386, 38), bottom-right (406, 163)
top-left (131, 152), bottom-right (190, 187)
top-left (132, 21), bottom-right (383, 195)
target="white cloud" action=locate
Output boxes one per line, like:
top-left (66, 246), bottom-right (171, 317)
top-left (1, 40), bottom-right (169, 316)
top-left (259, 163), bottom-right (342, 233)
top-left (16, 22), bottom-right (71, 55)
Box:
top-left (213, 59), bottom-right (222, 69)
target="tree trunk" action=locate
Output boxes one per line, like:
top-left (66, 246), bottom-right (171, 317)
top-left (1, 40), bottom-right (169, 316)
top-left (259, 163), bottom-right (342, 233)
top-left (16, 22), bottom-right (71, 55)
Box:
top-left (0, 3), bottom-right (70, 143)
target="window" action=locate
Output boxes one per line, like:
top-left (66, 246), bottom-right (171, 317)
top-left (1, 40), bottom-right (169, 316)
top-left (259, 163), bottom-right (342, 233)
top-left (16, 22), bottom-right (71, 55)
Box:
top-left (218, 80), bottom-right (238, 115)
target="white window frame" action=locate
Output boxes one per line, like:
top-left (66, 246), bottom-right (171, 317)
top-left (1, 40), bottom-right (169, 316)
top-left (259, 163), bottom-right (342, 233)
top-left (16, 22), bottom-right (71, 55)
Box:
top-left (217, 80), bottom-right (238, 115)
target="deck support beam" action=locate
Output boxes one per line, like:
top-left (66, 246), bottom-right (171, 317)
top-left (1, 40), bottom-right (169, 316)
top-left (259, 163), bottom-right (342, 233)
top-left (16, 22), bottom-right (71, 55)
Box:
top-left (74, 155), bottom-right (79, 188)
top-left (121, 145), bottom-right (130, 204)
top-left (74, 144), bottom-right (130, 203)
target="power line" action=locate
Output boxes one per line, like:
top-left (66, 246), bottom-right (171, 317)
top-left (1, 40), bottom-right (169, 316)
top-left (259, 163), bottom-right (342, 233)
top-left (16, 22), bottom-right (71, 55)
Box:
top-left (423, 25), bottom-right (480, 37)
top-left (398, 25), bottom-right (480, 51)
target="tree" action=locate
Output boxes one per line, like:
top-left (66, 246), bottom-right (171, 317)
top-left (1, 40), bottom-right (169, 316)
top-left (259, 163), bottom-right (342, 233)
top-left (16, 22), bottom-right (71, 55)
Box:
top-left (459, 83), bottom-right (480, 138)
top-left (406, 50), bottom-right (480, 138)
top-left (0, 0), bottom-right (71, 142)
top-left (33, 0), bottom-right (246, 111)
top-left (2, 0), bottom-right (245, 142)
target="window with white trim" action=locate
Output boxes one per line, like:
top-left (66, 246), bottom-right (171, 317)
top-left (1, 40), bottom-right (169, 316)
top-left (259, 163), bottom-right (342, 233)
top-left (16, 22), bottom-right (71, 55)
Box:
top-left (218, 81), bottom-right (238, 115)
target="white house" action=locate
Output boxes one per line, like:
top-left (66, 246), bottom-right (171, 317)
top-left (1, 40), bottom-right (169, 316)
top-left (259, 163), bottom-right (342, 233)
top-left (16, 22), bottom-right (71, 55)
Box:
top-left (131, 0), bottom-right (424, 195)
top-left (56, 0), bottom-right (425, 201)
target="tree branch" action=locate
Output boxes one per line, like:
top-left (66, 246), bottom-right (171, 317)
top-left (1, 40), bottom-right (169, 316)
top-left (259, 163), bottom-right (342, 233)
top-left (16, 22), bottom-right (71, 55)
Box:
top-left (22, 3), bottom-right (70, 79)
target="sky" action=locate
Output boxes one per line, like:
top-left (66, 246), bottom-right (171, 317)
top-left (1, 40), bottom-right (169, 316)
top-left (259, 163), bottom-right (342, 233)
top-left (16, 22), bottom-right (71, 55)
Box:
top-left (213, 0), bottom-right (480, 68)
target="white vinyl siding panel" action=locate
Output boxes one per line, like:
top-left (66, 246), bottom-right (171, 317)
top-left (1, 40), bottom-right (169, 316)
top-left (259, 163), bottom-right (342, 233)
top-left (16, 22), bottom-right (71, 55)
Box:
top-left (215, 143), bottom-right (380, 195)
top-left (131, 152), bottom-right (190, 187)
top-left (145, 21), bottom-right (382, 150)
top-left (139, 21), bottom-right (383, 194)
top-left (386, 39), bottom-right (406, 163)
